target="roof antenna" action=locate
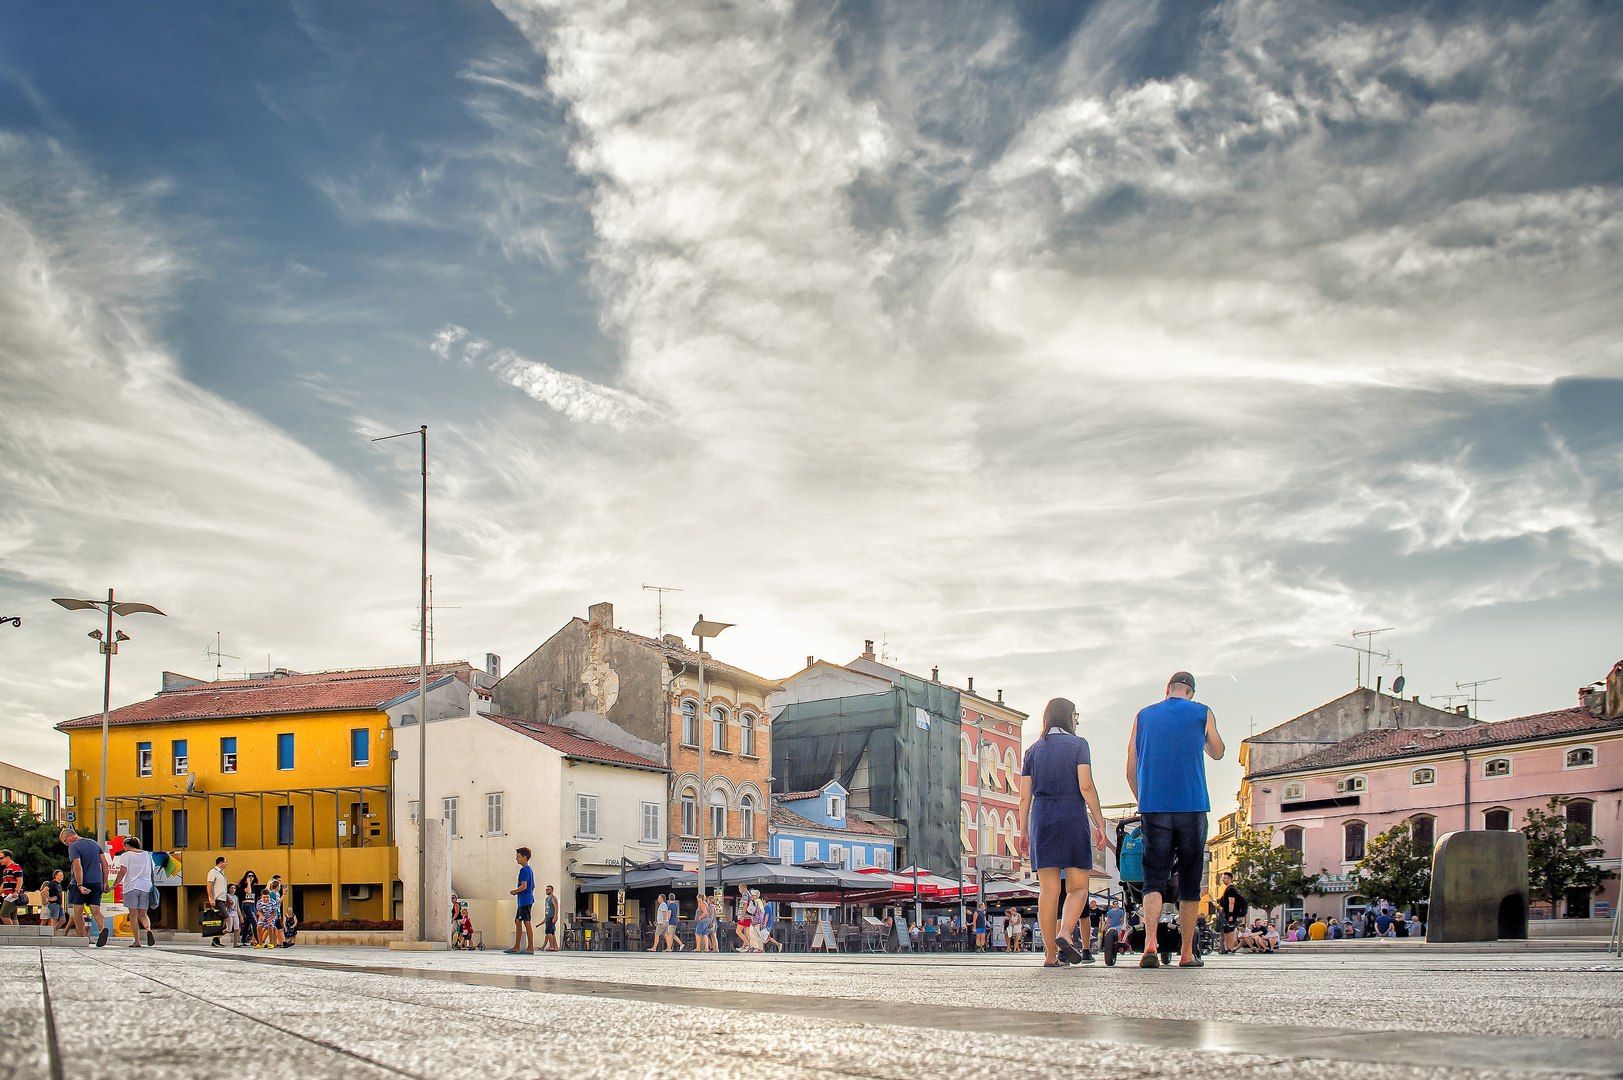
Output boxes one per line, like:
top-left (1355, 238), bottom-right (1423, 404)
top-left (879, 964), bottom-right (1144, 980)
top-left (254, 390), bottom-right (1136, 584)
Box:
top-left (205, 632), bottom-right (240, 682)
top-left (1456, 678), bottom-right (1500, 720)
top-left (642, 584), bottom-right (683, 639)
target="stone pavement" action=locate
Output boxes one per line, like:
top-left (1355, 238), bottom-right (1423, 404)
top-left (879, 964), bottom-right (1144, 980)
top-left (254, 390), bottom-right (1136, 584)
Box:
top-left (2, 944), bottom-right (1620, 1080)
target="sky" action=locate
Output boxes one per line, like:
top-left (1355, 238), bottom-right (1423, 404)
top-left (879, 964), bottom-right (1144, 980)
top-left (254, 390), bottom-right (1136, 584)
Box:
top-left (1, 0), bottom-right (1620, 813)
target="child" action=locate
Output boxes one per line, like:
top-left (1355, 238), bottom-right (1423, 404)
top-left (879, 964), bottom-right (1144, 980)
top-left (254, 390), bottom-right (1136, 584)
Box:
top-left (506, 847), bottom-right (535, 954)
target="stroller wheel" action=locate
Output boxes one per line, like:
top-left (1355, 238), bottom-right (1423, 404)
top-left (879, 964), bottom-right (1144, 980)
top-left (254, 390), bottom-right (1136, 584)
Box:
top-left (1102, 927), bottom-right (1119, 967)
top-left (1160, 951), bottom-right (1173, 965)
top-left (476, 943), bottom-right (486, 951)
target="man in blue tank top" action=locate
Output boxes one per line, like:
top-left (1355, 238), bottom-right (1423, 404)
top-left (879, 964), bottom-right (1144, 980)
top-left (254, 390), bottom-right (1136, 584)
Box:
top-left (1125, 671), bottom-right (1224, 968)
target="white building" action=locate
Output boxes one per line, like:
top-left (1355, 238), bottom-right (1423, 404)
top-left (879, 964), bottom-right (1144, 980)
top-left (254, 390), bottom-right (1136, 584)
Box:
top-left (392, 708), bottom-right (669, 939)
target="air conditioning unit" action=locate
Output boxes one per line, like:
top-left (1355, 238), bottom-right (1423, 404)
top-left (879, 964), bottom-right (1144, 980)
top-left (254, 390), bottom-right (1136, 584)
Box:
top-left (345, 885), bottom-right (372, 901)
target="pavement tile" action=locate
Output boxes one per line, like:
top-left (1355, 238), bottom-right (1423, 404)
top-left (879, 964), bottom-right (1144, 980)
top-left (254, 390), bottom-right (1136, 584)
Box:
top-left (0, 949), bottom-right (52, 1080)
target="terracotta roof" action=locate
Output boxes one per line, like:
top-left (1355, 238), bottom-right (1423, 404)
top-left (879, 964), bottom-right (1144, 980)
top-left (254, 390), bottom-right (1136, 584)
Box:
top-left (603, 626), bottom-right (782, 691)
top-left (56, 663), bottom-right (472, 730)
top-left (483, 714), bottom-right (667, 772)
top-left (769, 803), bottom-right (896, 837)
top-left (1248, 707), bottom-right (1623, 777)
top-left (777, 790), bottom-right (825, 803)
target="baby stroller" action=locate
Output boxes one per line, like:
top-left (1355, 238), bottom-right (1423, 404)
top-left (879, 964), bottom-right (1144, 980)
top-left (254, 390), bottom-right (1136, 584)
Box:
top-left (1100, 816), bottom-right (1199, 967)
top-left (452, 901), bottom-right (485, 951)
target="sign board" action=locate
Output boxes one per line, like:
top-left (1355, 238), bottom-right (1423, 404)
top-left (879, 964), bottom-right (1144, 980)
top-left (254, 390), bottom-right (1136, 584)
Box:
top-left (64, 810), bottom-right (74, 823)
top-left (338, 818), bottom-right (349, 840)
top-left (817, 920), bottom-right (838, 949)
top-left (915, 708), bottom-right (931, 730)
top-left (617, 889), bottom-right (626, 920)
top-left (116, 819), bottom-right (129, 835)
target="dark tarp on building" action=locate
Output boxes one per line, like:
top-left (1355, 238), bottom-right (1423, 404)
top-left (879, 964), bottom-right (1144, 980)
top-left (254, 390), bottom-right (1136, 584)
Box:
top-left (771, 676), bottom-right (962, 879)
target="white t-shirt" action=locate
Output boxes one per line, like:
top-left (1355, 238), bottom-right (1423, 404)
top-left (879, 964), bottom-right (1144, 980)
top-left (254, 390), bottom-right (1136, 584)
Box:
top-left (118, 850), bottom-right (154, 892)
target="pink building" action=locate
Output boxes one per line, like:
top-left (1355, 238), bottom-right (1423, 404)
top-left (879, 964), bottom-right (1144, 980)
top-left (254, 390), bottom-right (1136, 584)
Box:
top-left (1247, 700), bottom-right (1623, 922)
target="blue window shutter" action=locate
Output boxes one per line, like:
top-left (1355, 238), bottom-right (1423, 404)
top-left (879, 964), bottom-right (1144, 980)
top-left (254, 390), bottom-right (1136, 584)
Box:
top-left (277, 733), bottom-right (294, 770)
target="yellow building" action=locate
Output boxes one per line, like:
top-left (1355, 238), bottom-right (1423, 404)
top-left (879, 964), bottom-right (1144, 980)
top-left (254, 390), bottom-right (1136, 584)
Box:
top-left (57, 663), bottom-right (473, 930)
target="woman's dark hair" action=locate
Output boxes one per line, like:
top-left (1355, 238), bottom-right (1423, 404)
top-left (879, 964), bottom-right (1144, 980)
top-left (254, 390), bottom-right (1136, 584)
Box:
top-left (123, 836), bottom-right (143, 851)
top-left (1042, 698), bottom-right (1077, 738)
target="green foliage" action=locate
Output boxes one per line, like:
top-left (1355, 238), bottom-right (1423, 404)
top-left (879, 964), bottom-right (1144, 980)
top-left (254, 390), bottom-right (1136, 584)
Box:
top-left (0, 804), bottom-right (69, 892)
top-left (1230, 826), bottom-right (1321, 921)
top-left (1352, 819), bottom-right (1432, 910)
top-left (1523, 797), bottom-right (1618, 909)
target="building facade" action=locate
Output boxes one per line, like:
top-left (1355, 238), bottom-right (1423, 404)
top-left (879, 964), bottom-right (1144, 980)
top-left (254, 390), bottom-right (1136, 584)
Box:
top-left (56, 662), bottom-right (477, 930)
top-left (0, 760), bottom-right (61, 822)
top-left (1246, 694), bottom-right (1623, 921)
top-left (492, 601), bottom-right (779, 865)
top-left (769, 781), bottom-right (898, 869)
top-left (955, 683), bottom-right (1027, 878)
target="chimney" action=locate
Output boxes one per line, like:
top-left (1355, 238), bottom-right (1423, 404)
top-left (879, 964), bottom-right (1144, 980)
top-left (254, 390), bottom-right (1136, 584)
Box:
top-left (931, 666), bottom-right (939, 682)
top-left (997, 689), bottom-right (1003, 703)
top-left (863, 640), bottom-right (875, 660)
top-left (588, 602), bottom-right (613, 628)
top-left (1455, 704), bottom-right (1469, 716)
top-left (806, 656), bottom-right (815, 668)
top-left (664, 634), bottom-right (684, 648)
top-left (967, 677), bottom-right (974, 693)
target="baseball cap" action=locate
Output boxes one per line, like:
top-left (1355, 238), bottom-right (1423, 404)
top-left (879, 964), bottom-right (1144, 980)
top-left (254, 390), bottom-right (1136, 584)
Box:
top-left (1169, 671), bottom-right (1196, 691)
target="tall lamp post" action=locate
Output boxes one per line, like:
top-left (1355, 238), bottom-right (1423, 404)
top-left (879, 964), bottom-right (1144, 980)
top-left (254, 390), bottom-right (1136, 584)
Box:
top-left (691, 615), bottom-right (733, 904)
top-left (52, 591), bottom-right (167, 845)
top-left (374, 424), bottom-right (429, 942)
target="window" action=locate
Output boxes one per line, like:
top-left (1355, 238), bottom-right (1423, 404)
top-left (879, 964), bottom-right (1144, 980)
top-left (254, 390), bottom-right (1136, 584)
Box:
top-left (1282, 783), bottom-right (1304, 801)
top-left (1566, 747), bottom-right (1596, 769)
top-left (1484, 758), bottom-right (1510, 778)
top-left (277, 804), bottom-right (295, 845)
top-left (485, 792), bottom-right (504, 835)
top-left (171, 808), bottom-right (189, 848)
top-left (577, 794), bottom-right (599, 839)
top-left (1484, 807), bottom-right (1511, 831)
top-left (711, 706), bottom-right (728, 750)
top-left (172, 740), bottom-right (189, 775)
top-left (1566, 800), bottom-right (1594, 844)
top-left (852, 846), bottom-right (866, 869)
top-left (709, 790), bottom-right (726, 837)
top-left (351, 728), bottom-right (370, 767)
top-left (680, 789), bottom-right (698, 836)
top-left (1337, 775), bottom-right (1367, 793)
top-left (804, 841), bottom-right (820, 862)
top-left (641, 801), bottom-right (660, 845)
top-left (777, 839), bottom-right (793, 865)
top-left (1344, 821), bottom-right (1366, 862)
top-left (739, 795), bottom-right (755, 839)
top-left (681, 700), bottom-right (699, 747)
top-left (1410, 815), bottom-right (1435, 849)
top-left (276, 733), bottom-right (295, 771)
top-left (442, 797), bottom-right (459, 838)
top-left (826, 795), bottom-right (845, 820)
top-left (1283, 827), bottom-right (1304, 856)
top-left (137, 742), bottom-right (153, 778)
top-left (740, 713), bottom-right (756, 756)
top-left (874, 848), bottom-right (892, 870)
top-left (220, 736), bottom-right (238, 774)
top-left (1411, 768), bottom-right (1436, 786)
top-left (220, 807), bottom-right (237, 848)
top-left (827, 845), bottom-right (845, 867)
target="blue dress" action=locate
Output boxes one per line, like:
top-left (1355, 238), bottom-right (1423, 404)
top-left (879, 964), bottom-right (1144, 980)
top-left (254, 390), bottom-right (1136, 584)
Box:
top-left (1022, 730), bottom-right (1094, 871)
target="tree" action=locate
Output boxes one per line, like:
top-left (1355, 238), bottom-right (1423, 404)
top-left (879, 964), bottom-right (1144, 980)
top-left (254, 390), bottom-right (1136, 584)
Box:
top-left (1352, 819), bottom-right (1432, 912)
top-left (1523, 797), bottom-right (1618, 914)
top-left (0, 804), bottom-right (69, 893)
top-left (1230, 826), bottom-right (1320, 927)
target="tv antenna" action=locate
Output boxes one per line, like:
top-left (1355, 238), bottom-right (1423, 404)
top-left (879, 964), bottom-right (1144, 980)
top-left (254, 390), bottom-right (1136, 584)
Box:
top-left (205, 632), bottom-right (240, 681)
top-left (1456, 678), bottom-right (1500, 720)
top-left (1335, 628), bottom-right (1394, 688)
top-left (642, 584), bottom-right (683, 639)
top-left (880, 633), bottom-right (894, 664)
top-left (410, 576), bottom-right (459, 664)
top-left (1431, 692), bottom-right (1469, 713)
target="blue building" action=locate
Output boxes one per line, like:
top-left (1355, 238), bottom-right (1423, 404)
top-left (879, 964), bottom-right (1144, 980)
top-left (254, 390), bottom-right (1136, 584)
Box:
top-left (770, 781), bottom-right (897, 869)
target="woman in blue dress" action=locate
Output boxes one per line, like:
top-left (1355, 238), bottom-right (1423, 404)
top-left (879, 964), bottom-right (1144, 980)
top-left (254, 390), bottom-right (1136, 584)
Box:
top-left (1018, 697), bottom-right (1109, 967)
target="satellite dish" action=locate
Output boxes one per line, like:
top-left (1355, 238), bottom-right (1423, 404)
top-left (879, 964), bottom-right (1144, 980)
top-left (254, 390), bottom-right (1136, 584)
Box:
top-left (186, 772), bottom-right (197, 793)
top-left (1392, 675), bottom-right (1406, 696)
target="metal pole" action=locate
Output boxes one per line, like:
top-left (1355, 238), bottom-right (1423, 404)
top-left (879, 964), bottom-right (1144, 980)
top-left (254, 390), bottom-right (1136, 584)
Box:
top-left (98, 588), bottom-right (113, 846)
top-left (975, 724), bottom-right (985, 908)
top-left (696, 628), bottom-right (707, 902)
top-left (417, 425), bottom-right (428, 942)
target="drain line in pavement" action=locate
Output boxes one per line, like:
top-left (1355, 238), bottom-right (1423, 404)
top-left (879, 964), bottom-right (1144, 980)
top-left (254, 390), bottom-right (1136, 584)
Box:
top-left (38, 951), bottom-right (64, 1080)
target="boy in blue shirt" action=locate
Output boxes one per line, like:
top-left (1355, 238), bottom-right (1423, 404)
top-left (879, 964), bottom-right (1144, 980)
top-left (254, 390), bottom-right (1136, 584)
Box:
top-left (507, 847), bottom-right (536, 954)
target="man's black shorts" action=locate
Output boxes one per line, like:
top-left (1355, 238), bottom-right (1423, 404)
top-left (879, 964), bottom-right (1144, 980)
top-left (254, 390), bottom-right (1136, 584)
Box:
top-left (515, 904), bottom-right (533, 923)
top-left (544, 918), bottom-right (556, 935)
top-left (1141, 811), bottom-right (1206, 903)
top-left (71, 882), bottom-right (104, 907)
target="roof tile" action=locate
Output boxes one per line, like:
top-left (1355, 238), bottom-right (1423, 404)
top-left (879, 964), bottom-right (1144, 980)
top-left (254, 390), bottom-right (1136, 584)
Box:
top-left (483, 714), bottom-right (667, 771)
top-left (769, 803), bottom-right (895, 837)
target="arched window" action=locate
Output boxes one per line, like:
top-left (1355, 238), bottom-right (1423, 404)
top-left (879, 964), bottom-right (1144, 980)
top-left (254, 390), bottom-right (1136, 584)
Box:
top-left (739, 713), bottom-right (756, 756)
top-left (1283, 827), bottom-right (1304, 857)
top-left (1566, 799), bottom-right (1594, 844)
top-left (680, 788), bottom-right (698, 836)
top-left (1003, 748), bottom-right (1019, 794)
top-left (1338, 775), bottom-right (1366, 794)
top-left (1004, 811), bottom-right (1020, 855)
top-left (681, 700), bottom-right (698, 747)
top-left (979, 744), bottom-right (996, 789)
top-left (979, 809), bottom-right (997, 855)
top-left (960, 803), bottom-right (970, 852)
top-left (739, 794), bottom-right (755, 840)
top-left (709, 790), bottom-right (727, 837)
top-left (711, 705), bottom-right (728, 750)
top-left (1410, 815), bottom-right (1435, 849)
top-left (1344, 821), bottom-right (1366, 862)
top-left (1483, 807), bottom-right (1511, 831)
top-left (1484, 758), bottom-right (1510, 778)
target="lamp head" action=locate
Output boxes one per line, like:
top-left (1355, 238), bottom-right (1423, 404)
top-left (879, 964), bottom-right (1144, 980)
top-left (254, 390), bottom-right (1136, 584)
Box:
top-left (87, 630), bottom-right (103, 641)
top-left (114, 630), bottom-right (131, 643)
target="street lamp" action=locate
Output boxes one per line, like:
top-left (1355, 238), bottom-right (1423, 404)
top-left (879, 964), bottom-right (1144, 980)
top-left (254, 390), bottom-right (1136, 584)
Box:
top-left (52, 591), bottom-right (167, 845)
top-left (691, 615), bottom-right (733, 905)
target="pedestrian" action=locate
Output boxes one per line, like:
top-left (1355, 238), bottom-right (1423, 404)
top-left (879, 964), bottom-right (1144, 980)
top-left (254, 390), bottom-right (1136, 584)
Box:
top-left (1106, 898), bottom-right (1126, 951)
top-left (1408, 913), bottom-right (1424, 937)
top-left (506, 847), bottom-right (536, 954)
top-left (223, 884), bottom-right (243, 947)
top-left (60, 826), bottom-right (109, 947)
top-left (1018, 697), bottom-right (1109, 968)
top-left (113, 836), bottom-right (157, 947)
top-left (665, 894), bottom-right (684, 951)
top-left (1308, 913), bottom-right (1327, 940)
top-left (1125, 671), bottom-right (1224, 969)
top-left (206, 856), bottom-right (230, 948)
top-left (1215, 872), bottom-right (1244, 953)
top-left (542, 884), bottom-right (560, 951)
top-left (0, 850), bottom-right (24, 926)
top-left (43, 870), bottom-right (67, 935)
top-left (760, 893), bottom-right (781, 951)
top-left (694, 892), bottom-right (713, 952)
top-left (651, 892), bottom-right (669, 951)
top-left (254, 885), bottom-right (279, 948)
top-left (1375, 905), bottom-right (1393, 937)
top-left (973, 901), bottom-right (990, 951)
top-left (281, 902), bottom-right (298, 948)
top-left (1004, 907), bottom-right (1023, 951)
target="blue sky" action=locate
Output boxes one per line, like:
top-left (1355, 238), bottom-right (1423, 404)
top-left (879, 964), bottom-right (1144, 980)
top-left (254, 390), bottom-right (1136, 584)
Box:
top-left (1, 0), bottom-right (1620, 809)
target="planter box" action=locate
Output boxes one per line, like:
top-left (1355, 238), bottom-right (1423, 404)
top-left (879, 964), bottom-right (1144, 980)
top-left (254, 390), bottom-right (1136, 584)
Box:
top-left (294, 930), bottom-right (404, 947)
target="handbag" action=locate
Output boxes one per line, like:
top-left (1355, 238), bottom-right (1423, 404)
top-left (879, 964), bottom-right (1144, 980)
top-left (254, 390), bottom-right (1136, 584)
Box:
top-left (198, 905), bottom-right (226, 937)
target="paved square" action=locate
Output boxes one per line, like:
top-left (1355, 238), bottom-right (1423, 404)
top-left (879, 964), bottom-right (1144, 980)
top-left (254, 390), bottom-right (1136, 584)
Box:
top-left (3, 944), bottom-right (1620, 1079)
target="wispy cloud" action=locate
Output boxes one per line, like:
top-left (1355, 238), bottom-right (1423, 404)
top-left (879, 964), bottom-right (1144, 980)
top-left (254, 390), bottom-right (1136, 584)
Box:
top-left (431, 322), bottom-right (655, 429)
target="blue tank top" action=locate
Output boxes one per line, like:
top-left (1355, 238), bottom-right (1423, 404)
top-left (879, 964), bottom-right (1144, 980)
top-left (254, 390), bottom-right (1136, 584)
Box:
top-left (1133, 697), bottom-right (1211, 812)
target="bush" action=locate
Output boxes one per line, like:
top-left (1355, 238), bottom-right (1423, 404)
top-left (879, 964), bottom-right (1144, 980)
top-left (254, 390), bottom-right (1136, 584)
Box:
top-left (297, 919), bottom-right (402, 932)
